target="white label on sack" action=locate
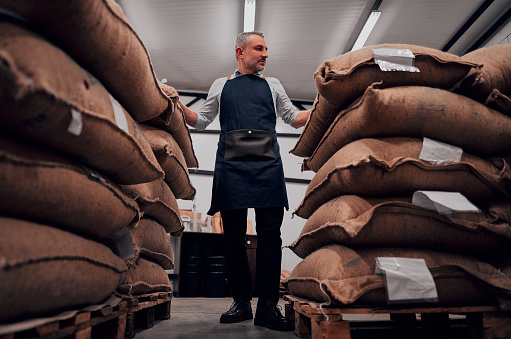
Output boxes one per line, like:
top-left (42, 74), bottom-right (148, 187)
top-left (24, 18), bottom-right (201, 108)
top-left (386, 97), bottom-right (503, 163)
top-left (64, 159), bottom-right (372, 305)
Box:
top-left (412, 191), bottom-right (480, 216)
top-left (109, 94), bottom-right (129, 133)
top-left (375, 257), bottom-right (438, 304)
top-left (373, 48), bottom-right (420, 72)
top-left (419, 137), bottom-right (463, 164)
top-left (68, 108), bottom-right (83, 136)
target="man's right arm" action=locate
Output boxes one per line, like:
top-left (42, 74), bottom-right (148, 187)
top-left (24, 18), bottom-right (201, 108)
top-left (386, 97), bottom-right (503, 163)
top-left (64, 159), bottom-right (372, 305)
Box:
top-left (179, 101), bottom-right (198, 127)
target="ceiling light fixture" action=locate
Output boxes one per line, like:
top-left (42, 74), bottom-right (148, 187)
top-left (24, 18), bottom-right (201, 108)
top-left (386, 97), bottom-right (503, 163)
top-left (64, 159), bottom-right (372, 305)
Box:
top-left (351, 10), bottom-right (381, 51)
top-left (244, 0), bottom-right (256, 32)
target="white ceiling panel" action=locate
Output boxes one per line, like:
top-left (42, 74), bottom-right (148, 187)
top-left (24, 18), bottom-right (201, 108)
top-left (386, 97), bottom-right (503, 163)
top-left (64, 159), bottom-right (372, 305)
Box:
top-left (366, 0), bottom-right (483, 49)
top-left (118, 0), bottom-right (511, 102)
top-left (257, 0), bottom-right (374, 100)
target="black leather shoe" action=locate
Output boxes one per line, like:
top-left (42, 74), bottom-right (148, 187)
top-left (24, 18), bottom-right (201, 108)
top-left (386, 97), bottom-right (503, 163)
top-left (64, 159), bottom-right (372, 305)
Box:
top-left (219, 300), bottom-right (253, 323)
top-left (254, 298), bottom-right (294, 331)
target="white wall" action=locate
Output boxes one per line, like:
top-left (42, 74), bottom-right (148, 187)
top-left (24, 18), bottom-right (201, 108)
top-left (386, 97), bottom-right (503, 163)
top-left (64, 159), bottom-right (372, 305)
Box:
top-left (177, 99), bottom-right (313, 271)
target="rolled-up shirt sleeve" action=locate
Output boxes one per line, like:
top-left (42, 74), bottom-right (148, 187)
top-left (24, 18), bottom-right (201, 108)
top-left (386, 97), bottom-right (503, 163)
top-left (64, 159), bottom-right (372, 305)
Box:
top-left (194, 77), bottom-right (227, 131)
top-left (266, 77), bottom-right (299, 126)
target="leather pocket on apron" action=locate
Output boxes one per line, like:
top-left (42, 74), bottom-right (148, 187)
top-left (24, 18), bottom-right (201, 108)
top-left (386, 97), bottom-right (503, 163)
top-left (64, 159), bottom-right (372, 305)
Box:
top-left (224, 129), bottom-right (276, 161)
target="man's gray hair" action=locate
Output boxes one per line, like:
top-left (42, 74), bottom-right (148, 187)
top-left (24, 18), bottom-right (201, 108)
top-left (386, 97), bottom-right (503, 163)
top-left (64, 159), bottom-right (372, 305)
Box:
top-left (235, 31), bottom-right (264, 50)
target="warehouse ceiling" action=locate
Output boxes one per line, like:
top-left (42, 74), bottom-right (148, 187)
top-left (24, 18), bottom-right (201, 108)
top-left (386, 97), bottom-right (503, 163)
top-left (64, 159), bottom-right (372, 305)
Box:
top-left (118, 0), bottom-right (511, 102)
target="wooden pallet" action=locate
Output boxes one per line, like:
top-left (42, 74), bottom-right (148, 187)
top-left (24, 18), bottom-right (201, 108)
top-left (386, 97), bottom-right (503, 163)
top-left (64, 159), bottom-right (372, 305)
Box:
top-left (284, 295), bottom-right (511, 339)
top-left (123, 292), bottom-right (172, 339)
top-left (0, 301), bottom-right (127, 339)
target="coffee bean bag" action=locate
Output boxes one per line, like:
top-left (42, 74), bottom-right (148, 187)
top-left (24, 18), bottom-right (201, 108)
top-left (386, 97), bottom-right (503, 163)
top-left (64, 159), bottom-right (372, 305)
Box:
top-left (284, 245), bottom-right (511, 306)
top-left (486, 89), bottom-right (511, 116)
top-left (139, 124), bottom-right (196, 200)
top-left (0, 217), bottom-right (127, 322)
top-left (0, 0), bottom-right (171, 122)
top-left (117, 258), bottom-right (172, 296)
top-left (0, 20), bottom-right (163, 184)
top-left (295, 138), bottom-right (511, 218)
top-left (128, 218), bottom-right (174, 270)
top-left (290, 195), bottom-right (511, 259)
top-left (305, 84), bottom-right (511, 172)
top-left (120, 179), bottom-right (184, 237)
top-left (457, 44), bottom-right (511, 103)
top-left (0, 133), bottom-right (139, 238)
top-left (149, 84), bottom-right (199, 169)
top-left (291, 44), bottom-right (479, 158)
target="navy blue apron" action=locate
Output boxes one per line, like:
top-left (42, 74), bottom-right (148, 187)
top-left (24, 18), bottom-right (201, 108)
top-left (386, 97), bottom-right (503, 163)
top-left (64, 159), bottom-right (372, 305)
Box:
top-left (207, 74), bottom-right (288, 215)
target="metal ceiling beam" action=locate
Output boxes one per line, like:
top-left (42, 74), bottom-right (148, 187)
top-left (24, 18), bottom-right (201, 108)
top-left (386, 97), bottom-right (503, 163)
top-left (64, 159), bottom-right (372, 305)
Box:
top-left (370, 0), bottom-right (383, 12)
top-left (441, 0), bottom-right (494, 52)
top-left (466, 4), bottom-right (511, 53)
top-left (346, 0), bottom-right (383, 52)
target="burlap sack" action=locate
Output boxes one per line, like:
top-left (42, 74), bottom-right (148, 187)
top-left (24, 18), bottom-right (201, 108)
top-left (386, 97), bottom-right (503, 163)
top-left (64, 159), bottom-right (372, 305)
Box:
top-left (120, 179), bottom-right (184, 237)
top-left (486, 89), bottom-right (511, 116)
top-left (290, 44), bottom-right (480, 159)
top-left (0, 217), bottom-right (127, 323)
top-left (0, 0), bottom-right (172, 123)
top-left (0, 133), bottom-right (140, 238)
top-left (283, 245), bottom-right (511, 306)
top-left (139, 124), bottom-right (196, 200)
top-left (457, 44), bottom-right (511, 103)
top-left (290, 94), bottom-right (339, 157)
top-left (289, 195), bottom-right (511, 259)
top-left (149, 84), bottom-right (199, 169)
top-left (128, 218), bottom-right (174, 270)
top-left (0, 21), bottom-right (163, 184)
top-left (117, 258), bottom-right (172, 296)
top-left (305, 84), bottom-right (511, 172)
top-left (295, 138), bottom-right (511, 219)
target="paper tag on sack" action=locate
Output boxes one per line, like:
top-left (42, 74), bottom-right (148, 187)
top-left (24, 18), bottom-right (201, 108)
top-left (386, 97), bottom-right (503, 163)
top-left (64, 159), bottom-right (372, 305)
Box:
top-left (68, 108), bottom-right (83, 136)
top-left (412, 191), bottom-right (480, 216)
top-left (419, 137), bottom-right (463, 164)
top-left (375, 257), bottom-right (438, 304)
top-left (109, 94), bottom-right (129, 133)
top-left (373, 48), bottom-right (420, 72)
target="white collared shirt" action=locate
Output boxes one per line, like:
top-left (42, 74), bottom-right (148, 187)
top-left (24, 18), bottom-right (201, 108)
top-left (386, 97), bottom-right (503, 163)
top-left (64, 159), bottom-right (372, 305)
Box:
top-left (194, 70), bottom-right (299, 131)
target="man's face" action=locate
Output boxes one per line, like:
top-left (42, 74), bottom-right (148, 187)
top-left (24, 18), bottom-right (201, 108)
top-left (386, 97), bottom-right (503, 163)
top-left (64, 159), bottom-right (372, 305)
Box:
top-left (240, 35), bottom-right (268, 73)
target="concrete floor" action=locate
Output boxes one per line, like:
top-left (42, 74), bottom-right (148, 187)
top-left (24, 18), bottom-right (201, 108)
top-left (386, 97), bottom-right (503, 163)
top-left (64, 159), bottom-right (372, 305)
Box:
top-left (133, 297), bottom-right (472, 339)
top-left (133, 297), bottom-right (296, 339)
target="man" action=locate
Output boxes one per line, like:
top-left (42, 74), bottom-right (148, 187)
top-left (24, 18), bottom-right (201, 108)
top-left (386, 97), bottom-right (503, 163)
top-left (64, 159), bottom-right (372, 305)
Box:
top-left (179, 31), bottom-right (311, 331)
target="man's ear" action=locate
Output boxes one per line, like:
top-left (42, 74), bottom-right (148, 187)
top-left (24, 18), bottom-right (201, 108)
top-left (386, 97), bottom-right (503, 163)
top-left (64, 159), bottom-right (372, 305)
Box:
top-left (235, 47), bottom-right (244, 58)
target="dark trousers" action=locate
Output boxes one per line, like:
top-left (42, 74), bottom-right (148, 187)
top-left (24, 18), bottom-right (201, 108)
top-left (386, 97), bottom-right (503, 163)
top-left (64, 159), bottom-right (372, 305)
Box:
top-left (220, 207), bottom-right (284, 303)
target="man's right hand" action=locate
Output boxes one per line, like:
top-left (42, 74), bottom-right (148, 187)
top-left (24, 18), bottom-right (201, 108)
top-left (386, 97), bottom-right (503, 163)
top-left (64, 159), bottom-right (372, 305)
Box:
top-left (178, 101), bottom-right (198, 127)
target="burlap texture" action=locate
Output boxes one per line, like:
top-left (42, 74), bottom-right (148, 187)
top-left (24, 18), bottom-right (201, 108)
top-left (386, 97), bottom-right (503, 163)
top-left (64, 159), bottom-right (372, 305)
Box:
top-left (486, 89), bottom-right (511, 116)
top-left (291, 44), bottom-right (479, 159)
top-left (149, 84), bottom-right (199, 169)
top-left (0, 0), bottom-right (172, 123)
top-left (128, 218), bottom-right (174, 270)
top-left (305, 84), bottom-right (511, 172)
top-left (0, 217), bottom-right (127, 323)
top-left (295, 138), bottom-right (511, 219)
top-left (316, 44), bottom-right (479, 107)
top-left (120, 179), bottom-right (184, 237)
top-left (0, 20), bottom-right (163, 184)
top-left (117, 258), bottom-right (172, 296)
top-left (290, 94), bottom-right (340, 157)
top-left (283, 245), bottom-right (511, 306)
top-left (457, 44), bottom-right (511, 102)
top-left (0, 133), bottom-right (140, 238)
top-left (139, 124), bottom-right (196, 200)
top-left (289, 195), bottom-right (511, 259)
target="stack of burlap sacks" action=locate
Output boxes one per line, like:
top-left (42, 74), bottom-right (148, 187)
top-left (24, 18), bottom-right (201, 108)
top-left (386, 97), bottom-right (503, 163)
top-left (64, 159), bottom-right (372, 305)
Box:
top-left (283, 43), bottom-right (511, 307)
top-left (0, 0), bottom-right (197, 324)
